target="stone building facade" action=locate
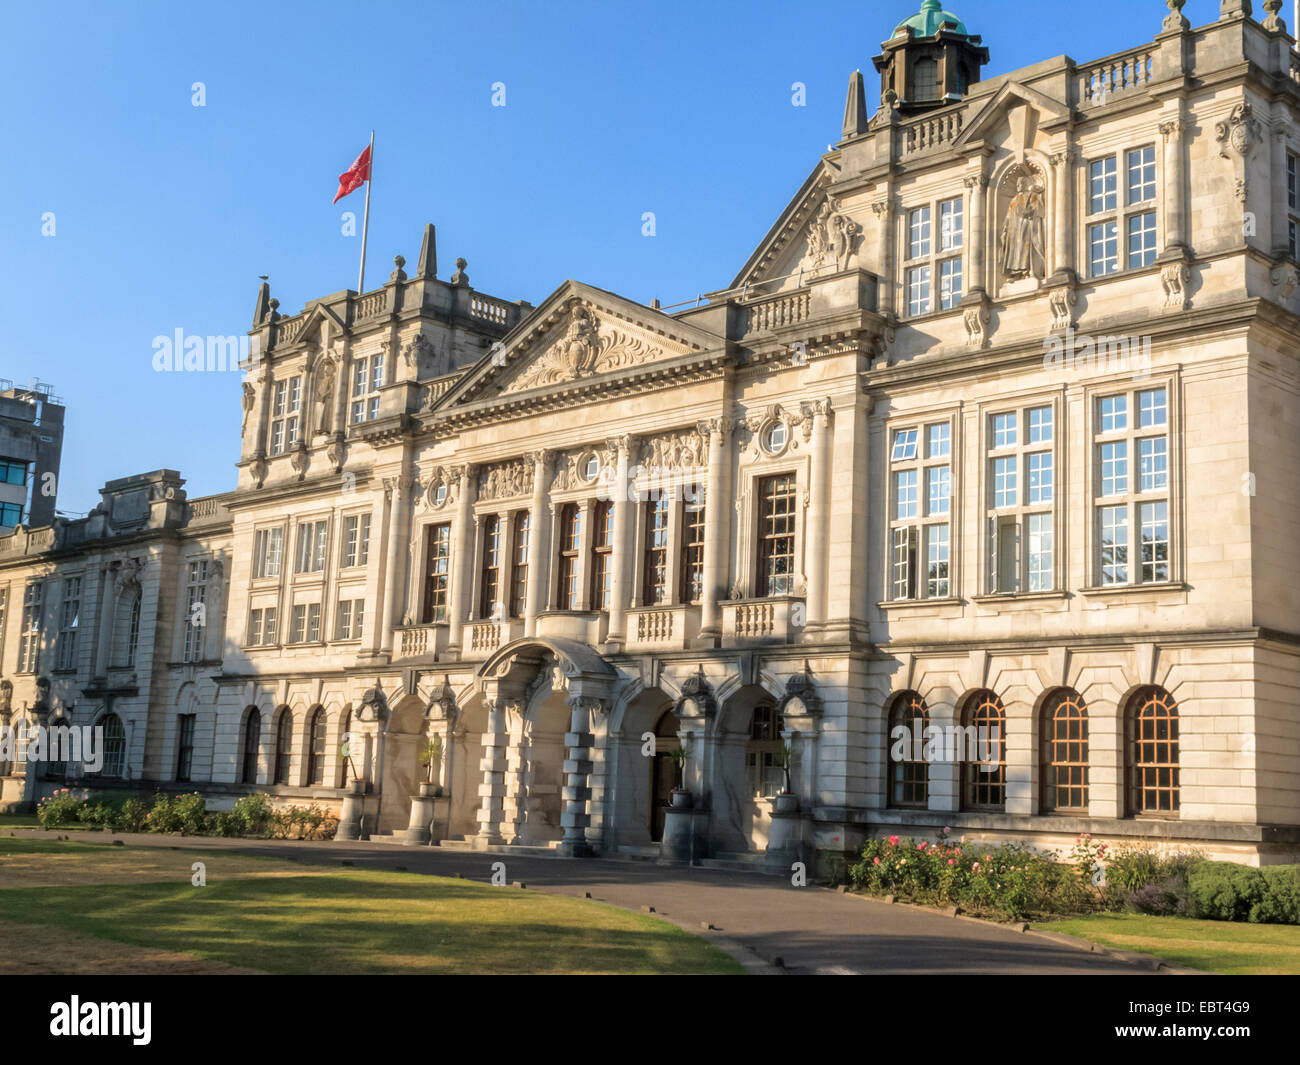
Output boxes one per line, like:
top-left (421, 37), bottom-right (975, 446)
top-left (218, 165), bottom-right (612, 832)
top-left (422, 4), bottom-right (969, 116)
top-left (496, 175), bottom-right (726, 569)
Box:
top-left (3, 0), bottom-right (1300, 867)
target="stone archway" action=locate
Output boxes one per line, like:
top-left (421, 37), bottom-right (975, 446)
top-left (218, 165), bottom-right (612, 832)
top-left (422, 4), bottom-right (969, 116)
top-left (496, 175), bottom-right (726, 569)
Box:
top-left (378, 692), bottom-right (426, 834)
top-left (474, 637), bottom-right (616, 856)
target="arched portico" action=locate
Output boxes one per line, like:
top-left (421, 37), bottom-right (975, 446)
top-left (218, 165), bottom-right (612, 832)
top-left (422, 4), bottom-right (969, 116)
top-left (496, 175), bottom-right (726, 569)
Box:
top-left (474, 637), bottom-right (616, 856)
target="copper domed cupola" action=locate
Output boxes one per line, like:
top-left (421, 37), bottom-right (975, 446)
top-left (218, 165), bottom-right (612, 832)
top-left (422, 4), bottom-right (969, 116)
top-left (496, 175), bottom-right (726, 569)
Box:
top-left (873, 0), bottom-right (989, 116)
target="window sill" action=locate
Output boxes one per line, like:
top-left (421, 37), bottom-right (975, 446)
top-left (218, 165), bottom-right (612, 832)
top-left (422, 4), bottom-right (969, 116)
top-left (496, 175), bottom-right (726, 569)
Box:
top-left (898, 305), bottom-right (965, 326)
top-left (971, 591), bottom-right (1068, 603)
top-left (1079, 581), bottom-right (1186, 598)
top-left (878, 596), bottom-right (963, 610)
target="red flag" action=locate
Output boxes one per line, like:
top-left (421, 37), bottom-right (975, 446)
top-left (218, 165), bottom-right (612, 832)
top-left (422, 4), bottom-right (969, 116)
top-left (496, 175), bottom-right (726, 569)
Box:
top-left (333, 144), bottom-right (371, 204)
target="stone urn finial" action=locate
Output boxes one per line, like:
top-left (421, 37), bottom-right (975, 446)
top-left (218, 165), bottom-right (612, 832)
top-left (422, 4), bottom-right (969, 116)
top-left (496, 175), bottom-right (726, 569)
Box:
top-left (389, 254), bottom-right (407, 283)
top-left (450, 257), bottom-right (469, 286)
top-left (1163, 0), bottom-right (1189, 31)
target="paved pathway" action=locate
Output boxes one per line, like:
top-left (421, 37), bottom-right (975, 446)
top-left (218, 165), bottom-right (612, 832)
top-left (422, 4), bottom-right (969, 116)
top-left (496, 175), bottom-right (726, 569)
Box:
top-left (11, 830), bottom-right (1153, 974)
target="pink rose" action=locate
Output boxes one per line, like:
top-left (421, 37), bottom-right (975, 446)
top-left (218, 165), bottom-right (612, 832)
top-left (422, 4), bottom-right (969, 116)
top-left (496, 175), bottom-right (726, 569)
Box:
top-left (942, 826), bottom-right (951, 835)
top-left (947, 859), bottom-right (955, 866)
top-left (873, 857), bottom-right (881, 865)
top-left (918, 841), bottom-right (927, 850)
top-left (888, 835), bottom-right (899, 846)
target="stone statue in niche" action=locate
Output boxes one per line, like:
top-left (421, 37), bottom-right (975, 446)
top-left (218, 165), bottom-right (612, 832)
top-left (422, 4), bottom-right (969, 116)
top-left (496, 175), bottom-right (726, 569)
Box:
top-left (313, 358), bottom-right (336, 435)
top-left (999, 171), bottom-right (1046, 281)
top-left (240, 381), bottom-right (255, 435)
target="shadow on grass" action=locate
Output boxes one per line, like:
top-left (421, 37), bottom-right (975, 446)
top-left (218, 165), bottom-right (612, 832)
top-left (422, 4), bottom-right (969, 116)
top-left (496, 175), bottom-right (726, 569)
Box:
top-left (0, 873), bottom-right (742, 975)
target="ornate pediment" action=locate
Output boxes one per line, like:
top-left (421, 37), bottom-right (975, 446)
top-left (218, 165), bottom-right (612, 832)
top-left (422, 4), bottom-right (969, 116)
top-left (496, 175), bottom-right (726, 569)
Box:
top-left (500, 299), bottom-right (694, 395)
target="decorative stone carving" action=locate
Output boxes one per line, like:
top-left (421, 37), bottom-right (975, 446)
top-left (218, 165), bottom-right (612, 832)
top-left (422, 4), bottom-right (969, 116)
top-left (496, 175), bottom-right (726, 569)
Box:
top-left (803, 197), bottom-right (862, 274)
top-left (401, 333), bottom-right (433, 372)
top-left (640, 429), bottom-right (705, 471)
top-left (1163, 0), bottom-right (1190, 32)
top-left (250, 454), bottom-right (268, 488)
top-left (115, 557), bottom-right (145, 596)
top-left (389, 255), bottom-right (407, 283)
top-left (1217, 103), bottom-right (1260, 159)
top-left (326, 436), bottom-right (346, 472)
top-left (1261, 0), bottom-right (1285, 31)
top-left (674, 668), bottom-right (717, 718)
top-left (289, 443), bottom-right (309, 480)
top-left (477, 459), bottom-right (534, 501)
top-left (450, 257), bottom-right (469, 286)
top-left (552, 447), bottom-right (612, 491)
top-left (1158, 118), bottom-right (1185, 139)
top-left (1272, 265), bottom-right (1300, 302)
top-left (1161, 262), bottom-right (1192, 310)
top-left (1048, 286), bottom-right (1076, 331)
top-left (507, 303), bottom-right (682, 392)
top-left (776, 666), bottom-right (823, 719)
top-left (998, 164), bottom-right (1047, 282)
top-left (964, 300), bottom-right (991, 347)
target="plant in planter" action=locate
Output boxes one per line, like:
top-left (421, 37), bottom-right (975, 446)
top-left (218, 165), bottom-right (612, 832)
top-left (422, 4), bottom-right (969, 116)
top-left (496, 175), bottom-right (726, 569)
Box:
top-left (777, 743), bottom-right (797, 794)
top-left (773, 743), bottom-right (800, 813)
top-left (668, 742), bottom-right (693, 807)
top-left (419, 734), bottom-right (444, 796)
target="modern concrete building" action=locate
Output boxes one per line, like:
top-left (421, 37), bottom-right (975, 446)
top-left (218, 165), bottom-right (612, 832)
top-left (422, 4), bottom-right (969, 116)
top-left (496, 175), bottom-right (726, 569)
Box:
top-left (2, 0), bottom-right (1299, 868)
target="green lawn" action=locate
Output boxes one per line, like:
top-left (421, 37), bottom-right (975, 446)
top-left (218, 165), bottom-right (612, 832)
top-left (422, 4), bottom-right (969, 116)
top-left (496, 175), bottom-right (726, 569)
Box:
top-left (0, 837), bottom-right (743, 975)
top-left (1042, 914), bottom-right (1300, 975)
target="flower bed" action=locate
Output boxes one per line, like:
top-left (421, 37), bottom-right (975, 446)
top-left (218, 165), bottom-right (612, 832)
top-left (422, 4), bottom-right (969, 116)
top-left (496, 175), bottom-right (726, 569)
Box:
top-left (849, 828), bottom-right (1297, 924)
top-left (36, 789), bottom-right (337, 841)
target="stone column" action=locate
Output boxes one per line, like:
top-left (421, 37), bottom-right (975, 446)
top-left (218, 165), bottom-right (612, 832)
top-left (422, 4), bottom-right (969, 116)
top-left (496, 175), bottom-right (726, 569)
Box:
top-left (606, 437), bottom-right (635, 646)
top-left (204, 559), bottom-right (226, 662)
top-left (365, 484), bottom-right (390, 656)
top-left (560, 695), bottom-right (598, 856)
top-left (473, 696), bottom-right (509, 847)
top-left (698, 418), bottom-right (733, 639)
top-left (379, 475), bottom-right (408, 657)
top-left (1049, 144), bottom-right (1075, 279)
top-left (93, 563), bottom-right (117, 676)
top-left (447, 464), bottom-right (476, 651)
top-left (872, 185), bottom-right (897, 317)
top-left (804, 400), bottom-right (833, 629)
top-left (964, 170), bottom-right (989, 296)
top-left (1271, 127), bottom-right (1289, 257)
top-left (1159, 116), bottom-right (1189, 258)
top-left (523, 450), bottom-right (552, 637)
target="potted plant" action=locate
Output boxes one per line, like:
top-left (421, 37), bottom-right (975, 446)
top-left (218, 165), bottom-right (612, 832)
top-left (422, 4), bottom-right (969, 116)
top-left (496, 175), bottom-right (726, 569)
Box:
top-left (669, 741), bottom-right (693, 808)
top-left (774, 743), bottom-right (799, 813)
top-left (419, 735), bottom-right (444, 797)
top-left (339, 737), bottom-right (364, 795)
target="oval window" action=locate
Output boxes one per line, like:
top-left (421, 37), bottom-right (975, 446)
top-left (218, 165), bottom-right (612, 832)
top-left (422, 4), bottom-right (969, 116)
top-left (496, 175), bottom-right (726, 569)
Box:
top-left (765, 423), bottom-right (788, 452)
top-left (583, 454), bottom-right (600, 481)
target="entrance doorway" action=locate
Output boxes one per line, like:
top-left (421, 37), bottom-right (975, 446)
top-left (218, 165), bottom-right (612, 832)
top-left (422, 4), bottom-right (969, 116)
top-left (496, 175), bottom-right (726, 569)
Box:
top-left (649, 709), bottom-right (681, 842)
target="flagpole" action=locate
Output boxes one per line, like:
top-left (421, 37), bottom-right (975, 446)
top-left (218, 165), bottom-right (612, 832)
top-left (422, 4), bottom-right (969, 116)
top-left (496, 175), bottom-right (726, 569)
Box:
top-left (357, 130), bottom-right (375, 293)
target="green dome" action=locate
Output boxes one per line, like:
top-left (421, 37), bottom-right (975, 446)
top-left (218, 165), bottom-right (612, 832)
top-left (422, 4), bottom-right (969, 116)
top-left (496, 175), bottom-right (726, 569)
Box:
top-left (894, 0), bottom-right (968, 37)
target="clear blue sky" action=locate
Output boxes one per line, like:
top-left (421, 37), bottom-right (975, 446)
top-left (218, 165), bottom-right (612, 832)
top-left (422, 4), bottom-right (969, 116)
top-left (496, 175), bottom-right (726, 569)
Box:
top-left (1, 0), bottom-right (1206, 514)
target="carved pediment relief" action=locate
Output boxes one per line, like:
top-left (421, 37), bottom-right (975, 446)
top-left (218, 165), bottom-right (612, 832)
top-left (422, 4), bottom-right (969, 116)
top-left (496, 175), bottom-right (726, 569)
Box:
top-left (501, 300), bottom-right (692, 394)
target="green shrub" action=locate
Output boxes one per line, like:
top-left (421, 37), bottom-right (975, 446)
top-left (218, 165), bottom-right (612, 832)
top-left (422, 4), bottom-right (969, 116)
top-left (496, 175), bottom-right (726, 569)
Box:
top-left (116, 798), bottom-right (149, 833)
top-left (36, 789), bottom-right (82, 829)
top-left (231, 794), bottom-right (272, 837)
top-left (145, 794), bottom-right (180, 832)
top-left (78, 801), bottom-right (116, 830)
top-left (171, 793), bottom-right (206, 835)
top-left (1189, 862), bottom-right (1300, 924)
top-left (1258, 867), bottom-right (1300, 924)
top-left (849, 830), bottom-right (1095, 920)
